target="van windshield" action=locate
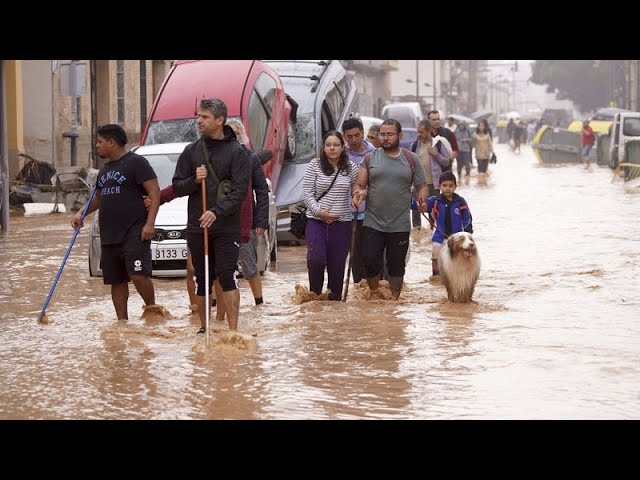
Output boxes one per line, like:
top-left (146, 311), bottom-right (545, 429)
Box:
top-left (145, 116), bottom-right (243, 145)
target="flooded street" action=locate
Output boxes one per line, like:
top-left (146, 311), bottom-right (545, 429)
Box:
top-left (1, 143), bottom-right (639, 419)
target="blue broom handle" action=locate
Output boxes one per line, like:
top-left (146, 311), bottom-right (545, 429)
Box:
top-left (37, 185), bottom-right (97, 323)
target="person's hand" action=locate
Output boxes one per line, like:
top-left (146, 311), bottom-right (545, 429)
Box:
top-left (196, 165), bottom-right (207, 182)
top-left (141, 222), bottom-right (155, 241)
top-left (418, 198), bottom-right (427, 213)
top-left (427, 145), bottom-right (438, 156)
top-left (200, 210), bottom-right (216, 229)
top-left (352, 190), bottom-right (366, 209)
top-left (256, 227), bottom-right (265, 236)
top-left (143, 195), bottom-right (151, 209)
top-left (318, 209), bottom-right (339, 224)
top-left (71, 212), bottom-right (83, 229)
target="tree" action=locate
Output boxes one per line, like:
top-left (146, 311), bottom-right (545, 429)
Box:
top-left (530, 60), bottom-right (624, 113)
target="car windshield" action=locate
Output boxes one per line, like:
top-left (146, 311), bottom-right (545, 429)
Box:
top-left (143, 153), bottom-right (180, 189)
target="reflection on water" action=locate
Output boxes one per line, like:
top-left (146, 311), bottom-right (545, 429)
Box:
top-left (1, 144), bottom-right (639, 419)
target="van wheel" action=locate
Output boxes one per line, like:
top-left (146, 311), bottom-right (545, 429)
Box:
top-left (285, 119), bottom-right (296, 160)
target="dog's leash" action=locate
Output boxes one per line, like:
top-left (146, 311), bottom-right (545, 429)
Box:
top-left (418, 198), bottom-right (449, 239)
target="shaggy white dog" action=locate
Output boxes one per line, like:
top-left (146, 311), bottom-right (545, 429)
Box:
top-left (439, 232), bottom-right (480, 303)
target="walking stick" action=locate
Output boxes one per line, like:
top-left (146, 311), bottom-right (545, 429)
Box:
top-left (201, 179), bottom-right (210, 344)
top-left (37, 185), bottom-right (97, 324)
top-left (342, 220), bottom-right (358, 302)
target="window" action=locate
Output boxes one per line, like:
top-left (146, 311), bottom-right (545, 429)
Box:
top-left (117, 60), bottom-right (125, 125)
top-left (623, 117), bottom-right (640, 136)
top-left (248, 90), bottom-right (269, 151)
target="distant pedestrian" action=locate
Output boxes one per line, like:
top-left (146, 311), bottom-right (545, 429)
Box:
top-left (582, 119), bottom-right (595, 169)
top-left (367, 123), bottom-right (382, 148)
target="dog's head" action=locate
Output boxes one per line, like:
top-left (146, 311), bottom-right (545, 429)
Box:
top-left (447, 232), bottom-right (477, 259)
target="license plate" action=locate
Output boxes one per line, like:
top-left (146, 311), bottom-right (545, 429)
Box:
top-left (152, 247), bottom-right (188, 260)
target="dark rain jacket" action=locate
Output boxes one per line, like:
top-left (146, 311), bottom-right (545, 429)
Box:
top-left (172, 125), bottom-right (250, 235)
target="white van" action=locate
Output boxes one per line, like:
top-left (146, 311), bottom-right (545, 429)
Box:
top-left (608, 111), bottom-right (640, 169)
top-left (380, 102), bottom-right (424, 129)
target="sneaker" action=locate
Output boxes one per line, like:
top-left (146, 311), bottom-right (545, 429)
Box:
top-left (197, 327), bottom-right (206, 334)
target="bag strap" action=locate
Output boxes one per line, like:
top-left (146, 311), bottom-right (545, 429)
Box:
top-left (200, 139), bottom-right (220, 186)
top-left (316, 167), bottom-right (341, 202)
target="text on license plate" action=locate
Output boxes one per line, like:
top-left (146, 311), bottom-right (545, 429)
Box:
top-left (152, 248), bottom-right (188, 260)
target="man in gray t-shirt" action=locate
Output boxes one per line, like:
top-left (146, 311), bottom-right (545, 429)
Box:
top-left (352, 119), bottom-right (428, 299)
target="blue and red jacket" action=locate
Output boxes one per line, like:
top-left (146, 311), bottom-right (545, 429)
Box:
top-left (426, 193), bottom-right (472, 243)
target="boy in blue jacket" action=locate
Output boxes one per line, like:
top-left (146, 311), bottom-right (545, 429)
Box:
top-left (426, 171), bottom-right (473, 277)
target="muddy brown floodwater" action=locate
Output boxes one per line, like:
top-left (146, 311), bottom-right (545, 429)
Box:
top-left (1, 143), bottom-right (638, 419)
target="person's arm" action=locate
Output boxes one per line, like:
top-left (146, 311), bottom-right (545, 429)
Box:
top-left (351, 161), bottom-right (369, 209)
top-left (251, 154), bottom-right (270, 233)
top-left (141, 177), bottom-right (161, 241)
top-left (460, 200), bottom-right (472, 231)
top-left (71, 189), bottom-right (101, 228)
top-left (211, 146), bottom-right (250, 218)
top-left (172, 144), bottom-right (199, 197)
top-left (448, 133), bottom-right (459, 160)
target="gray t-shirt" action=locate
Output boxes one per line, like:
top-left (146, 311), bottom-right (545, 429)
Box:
top-left (363, 148), bottom-right (426, 232)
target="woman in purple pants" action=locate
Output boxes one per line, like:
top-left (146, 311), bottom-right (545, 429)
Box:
top-left (302, 131), bottom-right (359, 300)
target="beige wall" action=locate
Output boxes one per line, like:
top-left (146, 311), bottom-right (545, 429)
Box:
top-left (17, 60), bottom-right (172, 172)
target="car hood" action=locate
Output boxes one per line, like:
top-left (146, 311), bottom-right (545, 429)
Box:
top-left (156, 196), bottom-right (188, 226)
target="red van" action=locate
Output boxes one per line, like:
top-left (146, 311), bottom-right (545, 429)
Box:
top-left (140, 60), bottom-right (296, 194)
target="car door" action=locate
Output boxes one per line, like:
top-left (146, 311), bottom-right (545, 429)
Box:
top-left (609, 113), bottom-right (621, 168)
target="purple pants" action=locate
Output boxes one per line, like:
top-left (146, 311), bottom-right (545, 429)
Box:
top-left (305, 218), bottom-right (352, 300)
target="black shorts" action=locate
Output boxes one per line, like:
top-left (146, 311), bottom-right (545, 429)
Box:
top-left (188, 230), bottom-right (240, 295)
top-left (361, 226), bottom-right (410, 278)
top-left (101, 228), bottom-right (152, 285)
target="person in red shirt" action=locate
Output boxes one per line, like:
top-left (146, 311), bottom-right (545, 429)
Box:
top-left (582, 120), bottom-right (595, 169)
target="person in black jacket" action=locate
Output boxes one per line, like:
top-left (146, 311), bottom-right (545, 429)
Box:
top-left (172, 98), bottom-right (250, 334)
top-left (222, 119), bottom-right (270, 311)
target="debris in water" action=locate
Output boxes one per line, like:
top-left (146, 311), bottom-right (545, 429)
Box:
top-left (293, 284), bottom-right (330, 304)
top-left (38, 313), bottom-right (51, 324)
top-left (142, 304), bottom-right (172, 319)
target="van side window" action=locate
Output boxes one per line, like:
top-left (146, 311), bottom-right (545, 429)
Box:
top-left (325, 84), bottom-right (344, 128)
top-left (248, 73), bottom-right (277, 150)
top-left (321, 101), bottom-right (336, 137)
top-left (623, 117), bottom-right (640, 137)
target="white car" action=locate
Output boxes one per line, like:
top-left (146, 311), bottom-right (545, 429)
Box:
top-left (88, 142), bottom-right (277, 277)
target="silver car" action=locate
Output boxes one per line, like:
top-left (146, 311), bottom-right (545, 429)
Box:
top-left (88, 142), bottom-right (277, 277)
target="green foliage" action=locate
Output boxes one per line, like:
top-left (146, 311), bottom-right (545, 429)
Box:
top-left (530, 60), bottom-right (622, 113)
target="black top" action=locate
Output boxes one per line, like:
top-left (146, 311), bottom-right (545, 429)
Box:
top-left (172, 125), bottom-right (251, 235)
top-left (96, 151), bottom-right (157, 245)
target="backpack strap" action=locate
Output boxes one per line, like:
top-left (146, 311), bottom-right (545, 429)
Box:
top-left (364, 149), bottom-right (415, 176)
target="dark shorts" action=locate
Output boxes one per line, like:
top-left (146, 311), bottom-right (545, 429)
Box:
top-left (101, 228), bottom-right (152, 285)
top-left (188, 230), bottom-right (240, 295)
top-left (361, 226), bottom-right (410, 278)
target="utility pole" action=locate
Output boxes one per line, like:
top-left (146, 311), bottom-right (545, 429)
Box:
top-left (433, 60), bottom-right (437, 110)
top-left (1, 60), bottom-right (9, 232)
top-left (415, 60), bottom-right (419, 103)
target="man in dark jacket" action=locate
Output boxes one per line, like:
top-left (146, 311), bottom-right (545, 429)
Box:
top-left (172, 98), bottom-right (250, 334)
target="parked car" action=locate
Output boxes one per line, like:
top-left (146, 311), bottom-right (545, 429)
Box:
top-left (138, 59), bottom-right (288, 264)
top-left (608, 111), bottom-right (640, 169)
top-left (88, 142), bottom-right (278, 277)
top-left (359, 115), bottom-right (383, 134)
top-left (263, 60), bottom-right (357, 242)
top-left (381, 102), bottom-right (424, 129)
